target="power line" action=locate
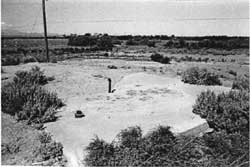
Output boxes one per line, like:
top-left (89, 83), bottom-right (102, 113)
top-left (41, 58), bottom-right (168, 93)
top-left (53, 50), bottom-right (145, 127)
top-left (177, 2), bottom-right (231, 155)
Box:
top-left (10, 17), bottom-right (249, 29)
top-left (31, 4), bottom-right (42, 32)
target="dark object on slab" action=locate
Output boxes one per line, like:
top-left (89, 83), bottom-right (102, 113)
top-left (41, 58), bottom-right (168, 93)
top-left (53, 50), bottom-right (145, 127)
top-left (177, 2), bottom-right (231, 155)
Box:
top-left (107, 65), bottom-right (118, 69)
top-left (75, 110), bottom-right (85, 118)
top-left (108, 78), bottom-right (112, 93)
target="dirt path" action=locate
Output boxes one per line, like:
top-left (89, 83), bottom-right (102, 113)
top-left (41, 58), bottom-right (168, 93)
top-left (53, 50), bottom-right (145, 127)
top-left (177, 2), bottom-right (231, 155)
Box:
top-left (2, 60), bottom-right (230, 167)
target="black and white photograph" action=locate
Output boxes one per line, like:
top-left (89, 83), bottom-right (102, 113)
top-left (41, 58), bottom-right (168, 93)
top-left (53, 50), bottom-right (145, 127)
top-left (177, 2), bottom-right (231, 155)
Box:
top-left (1, 0), bottom-right (249, 166)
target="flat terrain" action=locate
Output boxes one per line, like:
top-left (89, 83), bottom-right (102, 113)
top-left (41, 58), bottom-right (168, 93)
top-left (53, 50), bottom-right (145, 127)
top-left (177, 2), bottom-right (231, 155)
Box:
top-left (2, 59), bottom-right (232, 166)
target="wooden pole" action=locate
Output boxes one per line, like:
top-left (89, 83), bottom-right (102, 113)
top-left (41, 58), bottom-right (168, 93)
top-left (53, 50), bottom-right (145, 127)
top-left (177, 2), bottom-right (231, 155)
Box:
top-left (108, 78), bottom-right (112, 93)
top-left (42, 0), bottom-right (49, 62)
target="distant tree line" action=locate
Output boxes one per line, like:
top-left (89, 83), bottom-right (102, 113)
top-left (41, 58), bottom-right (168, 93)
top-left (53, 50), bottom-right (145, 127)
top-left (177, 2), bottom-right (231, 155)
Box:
top-left (67, 33), bottom-right (113, 51)
top-left (165, 38), bottom-right (249, 49)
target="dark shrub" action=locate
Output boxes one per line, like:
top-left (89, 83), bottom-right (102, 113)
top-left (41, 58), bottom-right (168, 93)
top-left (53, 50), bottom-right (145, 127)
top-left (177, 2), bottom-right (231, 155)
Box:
top-left (38, 141), bottom-right (63, 161)
top-left (228, 70), bottom-right (237, 76)
top-left (14, 66), bottom-right (48, 85)
top-left (22, 56), bottom-right (37, 64)
top-left (151, 53), bottom-right (163, 62)
top-left (118, 126), bottom-right (142, 148)
top-left (2, 56), bottom-right (21, 66)
top-left (85, 126), bottom-right (178, 166)
top-left (232, 76), bottom-right (249, 91)
top-left (147, 41), bottom-right (156, 47)
top-left (107, 65), bottom-right (118, 69)
top-left (161, 56), bottom-right (171, 64)
top-left (193, 90), bottom-right (249, 135)
top-left (151, 53), bottom-right (171, 64)
top-left (97, 35), bottom-right (113, 51)
top-left (143, 126), bottom-right (176, 157)
top-left (1, 66), bottom-right (63, 124)
top-left (126, 39), bottom-right (137, 46)
top-left (181, 67), bottom-right (221, 85)
top-left (85, 136), bottom-right (115, 166)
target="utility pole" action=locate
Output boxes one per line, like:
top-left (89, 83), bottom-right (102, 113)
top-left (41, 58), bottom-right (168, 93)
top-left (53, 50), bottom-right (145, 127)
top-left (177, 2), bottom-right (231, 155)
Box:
top-left (42, 0), bottom-right (49, 62)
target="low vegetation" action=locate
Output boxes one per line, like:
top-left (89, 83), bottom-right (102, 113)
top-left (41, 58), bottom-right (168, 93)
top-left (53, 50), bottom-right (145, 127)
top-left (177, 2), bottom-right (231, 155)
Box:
top-left (84, 89), bottom-right (249, 166)
top-left (1, 66), bottom-right (65, 165)
top-left (181, 67), bottom-right (221, 85)
top-left (150, 53), bottom-right (171, 64)
top-left (1, 66), bottom-right (63, 124)
top-left (232, 76), bottom-right (249, 91)
top-left (1, 113), bottom-right (65, 166)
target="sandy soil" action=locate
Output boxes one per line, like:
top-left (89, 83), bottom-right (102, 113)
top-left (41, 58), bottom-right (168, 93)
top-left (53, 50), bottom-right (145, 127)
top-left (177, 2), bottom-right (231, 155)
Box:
top-left (2, 59), bottom-right (231, 167)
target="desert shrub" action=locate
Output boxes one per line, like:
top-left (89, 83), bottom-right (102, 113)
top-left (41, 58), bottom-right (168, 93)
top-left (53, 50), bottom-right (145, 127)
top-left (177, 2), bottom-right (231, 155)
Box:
top-left (193, 90), bottom-right (249, 135)
top-left (85, 126), bottom-right (178, 166)
top-left (151, 53), bottom-right (171, 64)
top-left (228, 70), bottom-right (237, 76)
top-left (118, 126), bottom-right (142, 148)
top-left (1, 66), bottom-right (63, 124)
top-left (232, 76), bottom-right (249, 91)
top-left (97, 35), bottom-right (113, 51)
top-left (22, 56), bottom-right (37, 64)
top-left (14, 66), bottom-right (48, 85)
top-left (85, 136), bottom-right (115, 166)
top-left (107, 65), bottom-right (118, 69)
top-left (37, 141), bottom-right (63, 161)
top-left (2, 55), bottom-right (21, 66)
top-left (181, 67), bottom-right (221, 85)
top-left (151, 53), bottom-right (163, 62)
top-left (192, 90), bottom-right (249, 166)
top-left (125, 39), bottom-right (137, 46)
top-left (38, 131), bottom-right (52, 144)
top-left (33, 131), bottom-right (64, 162)
top-left (203, 131), bottom-right (249, 159)
top-left (147, 41), bottom-right (156, 47)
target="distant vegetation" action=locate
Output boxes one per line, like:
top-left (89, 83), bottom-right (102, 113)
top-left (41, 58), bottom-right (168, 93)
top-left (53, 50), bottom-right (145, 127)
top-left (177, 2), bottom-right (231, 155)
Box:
top-left (1, 34), bottom-right (248, 66)
top-left (1, 66), bottom-right (63, 124)
top-left (68, 33), bottom-right (113, 51)
top-left (84, 89), bottom-right (249, 167)
top-left (181, 67), bottom-right (221, 85)
top-left (151, 53), bottom-right (171, 64)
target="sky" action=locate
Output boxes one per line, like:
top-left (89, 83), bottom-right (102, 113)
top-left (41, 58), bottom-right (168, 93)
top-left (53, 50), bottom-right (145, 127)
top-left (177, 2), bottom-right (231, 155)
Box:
top-left (1, 0), bottom-right (249, 36)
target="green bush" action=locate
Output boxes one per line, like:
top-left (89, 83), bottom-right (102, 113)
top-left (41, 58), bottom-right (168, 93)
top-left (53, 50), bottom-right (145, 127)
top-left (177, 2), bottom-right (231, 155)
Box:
top-left (1, 66), bottom-right (63, 124)
top-left (181, 67), bottom-right (221, 85)
top-left (232, 76), bottom-right (249, 91)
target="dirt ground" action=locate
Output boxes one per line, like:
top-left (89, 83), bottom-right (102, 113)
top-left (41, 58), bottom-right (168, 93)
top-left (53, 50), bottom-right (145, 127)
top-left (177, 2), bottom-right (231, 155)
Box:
top-left (2, 59), bottom-right (231, 167)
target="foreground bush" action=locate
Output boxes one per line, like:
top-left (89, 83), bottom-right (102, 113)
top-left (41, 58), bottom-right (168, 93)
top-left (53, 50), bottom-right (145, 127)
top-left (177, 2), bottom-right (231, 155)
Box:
top-left (85, 89), bottom-right (249, 167)
top-left (1, 66), bottom-right (63, 124)
top-left (181, 67), bottom-right (221, 85)
top-left (193, 90), bottom-right (249, 135)
top-left (193, 90), bottom-right (249, 166)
